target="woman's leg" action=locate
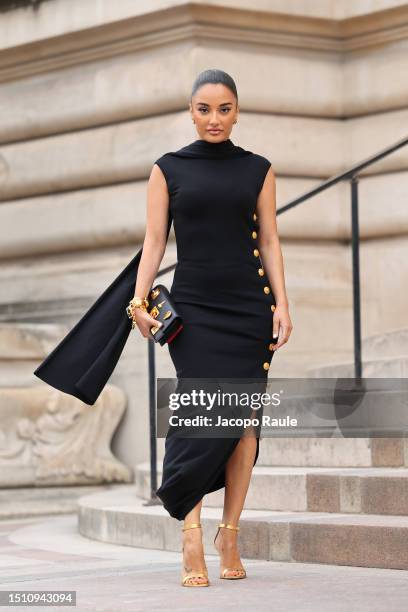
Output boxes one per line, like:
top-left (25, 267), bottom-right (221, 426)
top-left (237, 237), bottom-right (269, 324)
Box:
top-left (214, 425), bottom-right (257, 575)
top-left (182, 498), bottom-right (208, 584)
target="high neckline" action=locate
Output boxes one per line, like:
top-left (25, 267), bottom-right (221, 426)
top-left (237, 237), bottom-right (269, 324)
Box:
top-left (170, 137), bottom-right (252, 159)
top-left (194, 138), bottom-right (235, 150)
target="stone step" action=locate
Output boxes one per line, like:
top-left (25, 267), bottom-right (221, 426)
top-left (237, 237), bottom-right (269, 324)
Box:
top-left (308, 355), bottom-right (408, 377)
top-left (156, 438), bottom-right (408, 469)
top-left (0, 485), bottom-right (117, 519)
top-left (308, 326), bottom-right (408, 376)
top-left (362, 328), bottom-right (408, 360)
top-left (258, 437), bottom-right (377, 467)
top-left (135, 463), bottom-right (408, 515)
top-left (77, 486), bottom-right (408, 570)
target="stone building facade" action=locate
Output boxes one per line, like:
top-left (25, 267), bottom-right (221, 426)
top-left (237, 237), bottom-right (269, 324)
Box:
top-left (0, 0), bottom-right (407, 470)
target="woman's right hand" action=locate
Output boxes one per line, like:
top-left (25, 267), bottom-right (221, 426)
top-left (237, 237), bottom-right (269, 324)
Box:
top-left (132, 309), bottom-right (163, 339)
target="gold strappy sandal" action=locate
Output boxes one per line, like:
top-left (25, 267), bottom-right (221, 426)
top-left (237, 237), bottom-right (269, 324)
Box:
top-left (214, 523), bottom-right (247, 580)
top-left (181, 523), bottom-right (210, 587)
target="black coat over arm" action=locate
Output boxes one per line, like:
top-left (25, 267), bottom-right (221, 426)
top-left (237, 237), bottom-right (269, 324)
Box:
top-left (33, 215), bottom-right (173, 406)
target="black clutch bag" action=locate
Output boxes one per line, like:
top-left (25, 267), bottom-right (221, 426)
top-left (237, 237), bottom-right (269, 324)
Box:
top-left (147, 284), bottom-right (184, 346)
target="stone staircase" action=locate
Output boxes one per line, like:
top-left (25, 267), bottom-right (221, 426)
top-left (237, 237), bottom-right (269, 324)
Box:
top-left (78, 328), bottom-right (408, 570)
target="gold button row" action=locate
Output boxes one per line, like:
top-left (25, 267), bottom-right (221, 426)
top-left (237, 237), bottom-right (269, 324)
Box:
top-left (252, 235), bottom-right (267, 287)
top-left (251, 215), bottom-right (272, 371)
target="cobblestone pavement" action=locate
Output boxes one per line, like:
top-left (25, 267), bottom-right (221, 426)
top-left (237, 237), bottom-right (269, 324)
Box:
top-left (0, 515), bottom-right (407, 611)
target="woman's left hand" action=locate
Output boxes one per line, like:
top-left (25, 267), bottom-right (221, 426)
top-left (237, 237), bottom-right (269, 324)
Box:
top-left (271, 303), bottom-right (293, 351)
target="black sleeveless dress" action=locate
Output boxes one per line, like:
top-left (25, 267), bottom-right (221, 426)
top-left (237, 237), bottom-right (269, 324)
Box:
top-left (153, 138), bottom-right (276, 520)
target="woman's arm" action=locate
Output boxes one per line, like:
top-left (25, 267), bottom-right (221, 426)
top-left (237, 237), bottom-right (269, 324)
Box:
top-left (132, 163), bottom-right (169, 337)
top-left (256, 167), bottom-right (293, 350)
top-left (134, 164), bottom-right (169, 299)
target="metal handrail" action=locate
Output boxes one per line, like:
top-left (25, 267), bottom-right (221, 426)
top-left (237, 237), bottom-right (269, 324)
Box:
top-left (277, 135), bottom-right (408, 213)
top-left (144, 134), bottom-right (408, 505)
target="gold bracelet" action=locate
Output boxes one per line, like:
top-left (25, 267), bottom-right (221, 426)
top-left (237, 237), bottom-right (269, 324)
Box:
top-left (126, 296), bottom-right (149, 325)
top-left (130, 296), bottom-right (149, 309)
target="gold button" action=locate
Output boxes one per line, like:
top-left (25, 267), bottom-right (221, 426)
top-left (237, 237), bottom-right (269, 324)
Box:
top-left (269, 343), bottom-right (274, 351)
top-left (271, 304), bottom-right (276, 312)
top-left (258, 268), bottom-right (264, 276)
top-left (253, 248), bottom-right (259, 257)
top-left (252, 231), bottom-right (257, 239)
top-left (263, 362), bottom-right (270, 370)
top-left (263, 287), bottom-right (270, 294)
top-left (253, 213), bottom-right (257, 221)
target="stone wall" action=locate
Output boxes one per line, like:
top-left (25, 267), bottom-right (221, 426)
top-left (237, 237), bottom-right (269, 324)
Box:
top-left (0, 0), bottom-right (407, 469)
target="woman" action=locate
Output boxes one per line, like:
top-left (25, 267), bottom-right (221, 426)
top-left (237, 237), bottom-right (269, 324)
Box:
top-left (130, 69), bottom-right (293, 587)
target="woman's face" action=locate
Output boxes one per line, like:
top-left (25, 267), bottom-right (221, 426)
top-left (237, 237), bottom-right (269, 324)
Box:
top-left (190, 83), bottom-right (239, 142)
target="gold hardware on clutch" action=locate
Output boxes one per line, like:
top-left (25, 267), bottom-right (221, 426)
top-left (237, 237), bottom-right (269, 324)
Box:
top-left (151, 326), bottom-right (160, 335)
top-left (158, 300), bottom-right (166, 308)
top-left (163, 310), bottom-right (172, 320)
top-left (150, 288), bottom-right (160, 299)
top-left (150, 306), bottom-right (159, 318)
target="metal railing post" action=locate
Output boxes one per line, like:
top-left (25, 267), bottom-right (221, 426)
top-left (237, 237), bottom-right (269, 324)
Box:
top-left (143, 337), bottom-right (160, 506)
top-left (350, 175), bottom-right (362, 379)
